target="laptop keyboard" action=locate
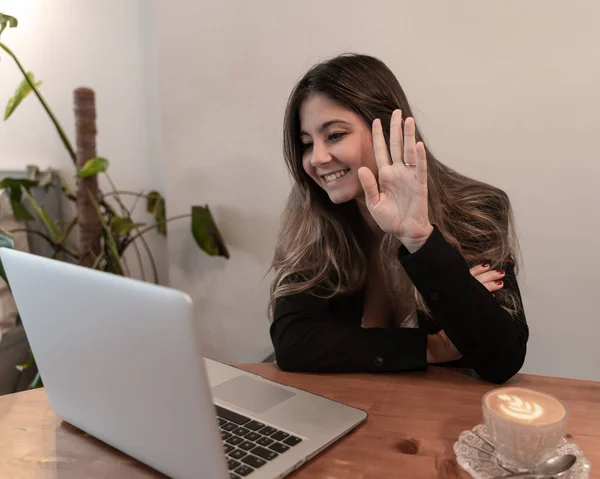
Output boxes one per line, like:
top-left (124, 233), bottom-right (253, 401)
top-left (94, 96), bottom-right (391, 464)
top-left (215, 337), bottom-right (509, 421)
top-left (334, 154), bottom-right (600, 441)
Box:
top-left (215, 405), bottom-right (303, 478)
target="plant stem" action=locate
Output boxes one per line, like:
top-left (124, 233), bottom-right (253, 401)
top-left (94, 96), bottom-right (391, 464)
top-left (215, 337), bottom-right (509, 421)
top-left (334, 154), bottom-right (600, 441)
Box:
top-left (0, 41), bottom-right (77, 164)
top-left (101, 190), bottom-right (146, 216)
top-left (120, 252), bottom-right (131, 277)
top-left (88, 191), bottom-right (124, 276)
top-left (30, 372), bottom-right (43, 389)
top-left (102, 173), bottom-right (155, 281)
top-left (63, 185), bottom-right (118, 219)
top-left (58, 171), bottom-right (75, 197)
top-left (133, 233), bottom-right (158, 284)
top-left (59, 216), bottom-right (78, 245)
top-left (129, 191), bottom-right (143, 216)
top-left (10, 228), bottom-right (78, 258)
top-left (91, 251), bottom-right (105, 270)
top-left (129, 235), bottom-right (146, 282)
top-left (125, 213), bottom-right (190, 247)
top-left (104, 173), bottom-right (128, 217)
top-left (103, 190), bottom-right (147, 199)
top-left (100, 190), bottom-right (147, 216)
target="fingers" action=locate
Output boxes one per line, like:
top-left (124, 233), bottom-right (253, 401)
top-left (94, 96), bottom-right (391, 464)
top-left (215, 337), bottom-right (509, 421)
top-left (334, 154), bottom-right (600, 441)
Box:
top-left (403, 117), bottom-right (417, 167)
top-left (376, 112), bottom-right (425, 183)
top-left (478, 270), bottom-right (506, 285)
top-left (470, 264), bottom-right (506, 292)
top-left (415, 141), bottom-right (427, 185)
top-left (389, 109), bottom-right (403, 164)
top-left (470, 263), bottom-right (491, 277)
top-left (358, 166), bottom-right (380, 207)
top-left (372, 119), bottom-right (391, 171)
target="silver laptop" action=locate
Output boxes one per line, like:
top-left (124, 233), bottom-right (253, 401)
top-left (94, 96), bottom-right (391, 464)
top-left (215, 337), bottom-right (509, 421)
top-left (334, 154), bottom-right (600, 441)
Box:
top-left (0, 247), bottom-right (366, 479)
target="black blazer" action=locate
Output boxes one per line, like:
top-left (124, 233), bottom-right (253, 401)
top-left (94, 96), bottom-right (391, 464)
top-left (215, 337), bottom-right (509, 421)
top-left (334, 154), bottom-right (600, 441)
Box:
top-left (270, 226), bottom-right (529, 384)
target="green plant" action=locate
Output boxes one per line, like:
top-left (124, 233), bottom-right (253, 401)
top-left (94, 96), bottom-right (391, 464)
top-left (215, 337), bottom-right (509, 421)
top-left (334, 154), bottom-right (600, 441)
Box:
top-left (0, 13), bottom-right (229, 388)
top-left (0, 13), bottom-right (229, 287)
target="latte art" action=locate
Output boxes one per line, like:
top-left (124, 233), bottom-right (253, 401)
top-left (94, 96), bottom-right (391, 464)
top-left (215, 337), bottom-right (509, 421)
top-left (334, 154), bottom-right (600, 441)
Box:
top-left (497, 394), bottom-right (543, 421)
top-left (484, 387), bottom-right (566, 425)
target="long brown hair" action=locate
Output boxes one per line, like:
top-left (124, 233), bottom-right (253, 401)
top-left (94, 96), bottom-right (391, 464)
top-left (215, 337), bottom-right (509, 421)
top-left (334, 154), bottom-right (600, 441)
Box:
top-left (270, 53), bottom-right (520, 317)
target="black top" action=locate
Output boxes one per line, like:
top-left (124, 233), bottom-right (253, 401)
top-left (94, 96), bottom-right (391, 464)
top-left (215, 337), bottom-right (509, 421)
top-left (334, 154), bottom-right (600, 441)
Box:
top-left (270, 226), bottom-right (529, 384)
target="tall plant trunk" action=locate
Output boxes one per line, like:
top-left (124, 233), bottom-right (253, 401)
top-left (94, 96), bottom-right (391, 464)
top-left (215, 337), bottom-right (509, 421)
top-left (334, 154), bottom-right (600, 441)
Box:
top-left (74, 88), bottom-right (101, 267)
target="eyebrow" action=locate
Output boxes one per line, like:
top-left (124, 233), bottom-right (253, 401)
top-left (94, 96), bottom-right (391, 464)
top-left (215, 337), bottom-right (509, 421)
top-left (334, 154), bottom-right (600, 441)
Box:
top-left (300, 119), bottom-right (351, 136)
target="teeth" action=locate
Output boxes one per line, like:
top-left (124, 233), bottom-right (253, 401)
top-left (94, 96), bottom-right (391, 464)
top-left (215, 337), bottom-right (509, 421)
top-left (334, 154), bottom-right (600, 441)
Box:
top-left (324, 170), bottom-right (349, 183)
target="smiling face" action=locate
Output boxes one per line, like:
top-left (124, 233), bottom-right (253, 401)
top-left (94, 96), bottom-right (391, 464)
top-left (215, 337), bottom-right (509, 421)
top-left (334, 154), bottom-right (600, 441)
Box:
top-left (299, 93), bottom-right (378, 204)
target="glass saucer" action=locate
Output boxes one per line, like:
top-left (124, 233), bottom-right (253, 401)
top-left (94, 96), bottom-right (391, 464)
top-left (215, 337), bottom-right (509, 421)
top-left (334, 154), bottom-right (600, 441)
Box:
top-left (453, 424), bottom-right (591, 479)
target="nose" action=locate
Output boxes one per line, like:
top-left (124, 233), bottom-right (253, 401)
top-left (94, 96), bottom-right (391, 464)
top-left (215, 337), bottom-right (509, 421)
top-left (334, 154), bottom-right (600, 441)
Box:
top-left (310, 142), bottom-right (332, 168)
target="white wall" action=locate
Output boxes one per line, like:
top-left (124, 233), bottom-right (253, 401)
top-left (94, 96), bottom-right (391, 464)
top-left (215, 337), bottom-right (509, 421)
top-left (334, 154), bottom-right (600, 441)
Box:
top-left (0, 0), bottom-right (168, 283)
top-left (157, 0), bottom-right (600, 379)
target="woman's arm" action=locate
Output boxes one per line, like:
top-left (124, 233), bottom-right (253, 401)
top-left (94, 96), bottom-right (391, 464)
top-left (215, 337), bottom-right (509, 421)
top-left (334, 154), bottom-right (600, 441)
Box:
top-left (398, 226), bottom-right (529, 384)
top-left (271, 291), bottom-right (427, 373)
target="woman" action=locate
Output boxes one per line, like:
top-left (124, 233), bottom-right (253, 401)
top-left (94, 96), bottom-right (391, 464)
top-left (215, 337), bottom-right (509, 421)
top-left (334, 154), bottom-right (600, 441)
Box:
top-left (269, 53), bottom-right (528, 384)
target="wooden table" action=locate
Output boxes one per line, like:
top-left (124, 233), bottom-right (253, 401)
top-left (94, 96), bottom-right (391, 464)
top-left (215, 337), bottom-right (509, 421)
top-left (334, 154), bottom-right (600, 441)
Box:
top-left (0, 365), bottom-right (598, 479)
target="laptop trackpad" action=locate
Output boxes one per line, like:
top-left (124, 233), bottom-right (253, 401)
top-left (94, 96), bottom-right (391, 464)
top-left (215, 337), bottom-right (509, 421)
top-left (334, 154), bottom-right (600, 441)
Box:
top-left (212, 375), bottom-right (296, 414)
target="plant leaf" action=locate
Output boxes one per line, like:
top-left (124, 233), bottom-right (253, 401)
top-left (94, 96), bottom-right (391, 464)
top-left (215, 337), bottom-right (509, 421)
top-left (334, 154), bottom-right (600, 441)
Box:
top-left (0, 227), bottom-right (15, 284)
top-left (111, 216), bottom-right (145, 237)
top-left (0, 178), bottom-right (38, 221)
top-left (4, 72), bottom-right (42, 121)
top-left (21, 187), bottom-right (61, 240)
top-left (9, 199), bottom-right (34, 221)
top-left (0, 13), bottom-right (18, 38)
top-left (0, 178), bottom-right (38, 191)
top-left (191, 205), bottom-right (229, 259)
top-left (147, 191), bottom-right (166, 236)
top-left (76, 157), bottom-right (109, 178)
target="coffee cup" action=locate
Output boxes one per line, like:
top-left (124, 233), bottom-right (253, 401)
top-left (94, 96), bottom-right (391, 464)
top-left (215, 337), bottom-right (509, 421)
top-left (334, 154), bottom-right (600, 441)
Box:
top-left (482, 387), bottom-right (568, 468)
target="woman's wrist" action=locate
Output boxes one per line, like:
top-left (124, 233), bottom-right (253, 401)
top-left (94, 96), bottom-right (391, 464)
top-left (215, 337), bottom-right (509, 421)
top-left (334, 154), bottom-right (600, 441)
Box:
top-left (426, 333), bottom-right (440, 364)
top-left (396, 224), bottom-right (434, 254)
top-left (426, 330), bottom-right (463, 364)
